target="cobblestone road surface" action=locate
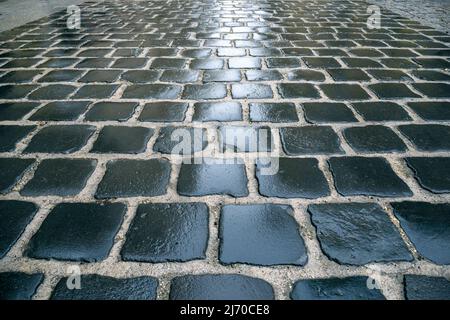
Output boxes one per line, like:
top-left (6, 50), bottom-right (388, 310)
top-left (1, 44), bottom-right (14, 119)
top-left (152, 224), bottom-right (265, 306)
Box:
top-left (0, 0), bottom-right (449, 300)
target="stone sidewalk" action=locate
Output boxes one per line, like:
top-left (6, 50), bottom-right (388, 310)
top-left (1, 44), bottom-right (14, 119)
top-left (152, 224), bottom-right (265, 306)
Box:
top-left (0, 0), bottom-right (449, 300)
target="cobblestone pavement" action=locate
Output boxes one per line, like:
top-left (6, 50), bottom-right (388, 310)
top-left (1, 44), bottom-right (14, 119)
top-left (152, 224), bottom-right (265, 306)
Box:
top-left (1, 0), bottom-right (450, 300)
top-left (368, 0), bottom-right (450, 33)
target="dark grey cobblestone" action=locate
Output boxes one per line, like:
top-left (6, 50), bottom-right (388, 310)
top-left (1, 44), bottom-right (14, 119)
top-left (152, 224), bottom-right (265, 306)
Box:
top-left (0, 0), bottom-right (449, 300)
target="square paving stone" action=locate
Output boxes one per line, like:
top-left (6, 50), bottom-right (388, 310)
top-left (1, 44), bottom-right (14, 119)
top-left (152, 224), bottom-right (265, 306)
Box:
top-left (343, 125), bottom-right (407, 153)
top-left (24, 125), bottom-right (96, 154)
top-left (78, 70), bottom-right (122, 83)
top-left (190, 58), bottom-right (224, 69)
top-left (228, 57), bottom-right (261, 69)
top-left (0, 85), bottom-right (38, 99)
top-left (26, 202), bottom-right (126, 262)
top-left (51, 275), bottom-right (158, 300)
top-left (74, 58), bottom-right (113, 68)
top-left (153, 127), bottom-right (208, 155)
top-left (302, 103), bottom-right (357, 123)
top-left (368, 83), bottom-right (420, 99)
top-left (217, 48), bottom-right (246, 57)
top-left (404, 276), bottom-right (450, 300)
top-left (256, 157), bottom-right (330, 199)
top-left (72, 84), bottom-right (119, 99)
top-left (351, 102), bottom-right (411, 121)
top-left (182, 83), bottom-right (227, 100)
top-left (398, 124), bottom-right (450, 151)
top-left (38, 58), bottom-right (79, 68)
top-left (181, 48), bottom-right (212, 58)
top-left (320, 84), bottom-right (370, 100)
top-left (170, 274), bottom-right (274, 300)
top-left (266, 57), bottom-right (301, 68)
top-left (219, 204), bottom-right (307, 266)
top-left (328, 157), bottom-right (412, 197)
top-left (392, 202), bottom-right (450, 265)
top-left (29, 101), bottom-right (90, 121)
top-left (21, 159), bottom-right (97, 196)
top-left (121, 203), bottom-right (208, 263)
top-left (405, 157), bottom-right (450, 193)
top-left (0, 102), bottom-right (39, 120)
top-left (245, 70), bottom-right (283, 81)
top-left (308, 203), bottom-right (413, 265)
top-left (303, 57), bottom-right (340, 68)
top-left (122, 84), bottom-right (181, 99)
top-left (0, 201), bottom-right (38, 258)
top-left (84, 102), bottom-right (138, 122)
top-left (366, 69), bottom-right (412, 81)
top-left (95, 159), bottom-right (171, 199)
top-left (0, 125), bottom-right (36, 152)
top-left (177, 159), bottom-right (248, 197)
top-left (0, 158), bottom-right (35, 194)
top-left (219, 126), bottom-right (273, 152)
top-left (407, 102), bottom-right (450, 121)
top-left (111, 58), bottom-right (148, 69)
top-left (28, 85), bottom-right (77, 100)
top-left (0, 272), bottom-right (44, 300)
top-left (327, 69), bottom-right (371, 81)
top-left (150, 58), bottom-right (187, 69)
top-left (139, 102), bottom-right (188, 122)
top-left (412, 83), bottom-right (450, 98)
top-left (193, 102), bottom-right (242, 122)
top-left (231, 84), bottom-right (273, 99)
top-left (0, 70), bottom-right (43, 83)
top-left (280, 126), bottom-right (343, 155)
top-left (278, 83), bottom-right (320, 99)
top-left (286, 69), bottom-right (326, 81)
top-left (91, 126), bottom-right (154, 154)
top-left (120, 70), bottom-right (160, 83)
top-left (249, 102), bottom-right (298, 122)
top-left (203, 70), bottom-right (241, 82)
top-left (291, 277), bottom-right (386, 300)
top-left (38, 70), bottom-right (84, 82)
top-left (341, 58), bottom-right (382, 68)
top-left (160, 70), bottom-right (200, 83)
top-left (411, 70), bottom-right (450, 82)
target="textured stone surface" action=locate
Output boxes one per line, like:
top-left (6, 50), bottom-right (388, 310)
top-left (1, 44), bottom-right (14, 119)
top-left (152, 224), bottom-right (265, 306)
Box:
top-left (26, 203), bottom-right (125, 262)
top-left (405, 157), bottom-right (450, 193)
top-left (0, 125), bottom-right (35, 152)
top-left (121, 203), bottom-right (208, 262)
top-left (170, 274), bottom-right (274, 300)
top-left (153, 127), bottom-right (207, 155)
top-left (193, 102), bottom-right (242, 122)
top-left (404, 275), bottom-right (450, 300)
top-left (91, 126), bottom-right (154, 154)
top-left (51, 275), bottom-right (158, 300)
top-left (280, 126), bottom-right (342, 155)
top-left (0, 272), bottom-right (44, 300)
top-left (308, 203), bottom-right (413, 265)
top-left (220, 204), bottom-right (307, 266)
top-left (343, 126), bottom-right (407, 153)
top-left (0, 158), bottom-right (34, 194)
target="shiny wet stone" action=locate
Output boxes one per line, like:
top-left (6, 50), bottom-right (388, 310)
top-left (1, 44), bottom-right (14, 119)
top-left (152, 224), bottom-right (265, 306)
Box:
top-left (407, 102), bottom-right (450, 121)
top-left (404, 275), bottom-right (450, 300)
top-left (249, 102), bottom-right (298, 122)
top-left (343, 125), bottom-right (407, 152)
top-left (286, 69), bottom-right (325, 81)
top-left (412, 83), bottom-right (450, 98)
top-left (160, 70), bottom-right (200, 83)
top-left (231, 84), bottom-right (273, 99)
top-left (28, 84), bottom-right (76, 100)
top-left (302, 103), bottom-right (357, 123)
top-left (219, 126), bottom-right (272, 152)
top-left (182, 83), bottom-right (227, 100)
top-left (51, 275), bottom-right (158, 300)
top-left (170, 274), bottom-right (274, 300)
top-left (21, 159), bottom-right (96, 197)
top-left (308, 203), bottom-right (413, 265)
top-left (121, 203), bottom-right (208, 263)
top-left (329, 157), bottom-right (412, 197)
top-left (405, 157), bottom-right (450, 193)
top-left (280, 126), bottom-right (342, 155)
top-left (320, 84), bottom-right (370, 100)
top-left (193, 102), bottom-right (242, 122)
top-left (84, 102), bottom-right (138, 121)
top-left (291, 277), bottom-right (386, 300)
top-left (368, 83), bottom-right (420, 99)
top-left (391, 202), bottom-right (450, 265)
top-left (91, 126), bottom-right (154, 154)
top-left (0, 70), bottom-right (43, 83)
top-left (95, 159), bottom-right (171, 198)
top-left (72, 84), bottom-right (119, 99)
top-left (0, 201), bottom-right (38, 258)
top-left (256, 157), bottom-right (329, 198)
top-left (153, 127), bottom-right (207, 155)
top-left (327, 68), bottom-right (370, 81)
top-left (278, 83), bottom-right (320, 98)
top-left (0, 272), bottom-right (43, 300)
top-left (139, 102), bottom-right (188, 122)
top-left (29, 101), bottom-right (91, 121)
top-left (203, 70), bottom-right (241, 82)
top-left (122, 84), bottom-right (181, 99)
top-left (24, 125), bottom-right (96, 154)
top-left (78, 70), bottom-right (122, 83)
top-left (120, 70), bottom-right (160, 83)
top-left (398, 124), bottom-right (450, 151)
top-left (351, 102), bottom-right (411, 121)
top-left (0, 158), bottom-right (35, 194)
top-left (228, 57), bottom-right (261, 69)
top-left (0, 85), bottom-right (38, 99)
top-left (0, 102), bottom-right (39, 120)
top-left (177, 160), bottom-right (248, 197)
top-left (219, 204), bottom-right (307, 266)
top-left (246, 70), bottom-right (283, 81)
top-left (0, 125), bottom-right (35, 152)
top-left (26, 202), bottom-right (125, 262)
